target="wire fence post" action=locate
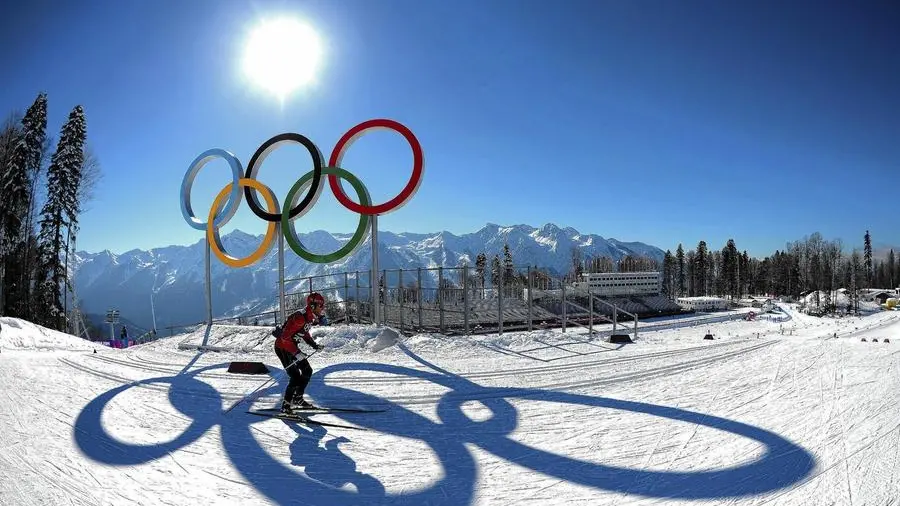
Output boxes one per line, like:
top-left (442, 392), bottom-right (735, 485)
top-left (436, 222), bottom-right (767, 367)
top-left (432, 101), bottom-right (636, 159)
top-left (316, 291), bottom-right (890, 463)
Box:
top-left (354, 271), bottom-right (361, 322)
top-left (561, 282), bottom-right (567, 333)
top-left (381, 269), bottom-right (387, 326)
top-left (344, 272), bottom-right (350, 322)
top-left (527, 265), bottom-right (533, 332)
top-left (463, 264), bottom-right (470, 335)
top-left (417, 267), bottom-right (423, 328)
top-left (498, 269), bottom-right (504, 335)
top-left (438, 266), bottom-right (445, 333)
top-left (399, 268), bottom-right (404, 331)
top-left (589, 291), bottom-right (594, 336)
top-left (613, 306), bottom-right (618, 334)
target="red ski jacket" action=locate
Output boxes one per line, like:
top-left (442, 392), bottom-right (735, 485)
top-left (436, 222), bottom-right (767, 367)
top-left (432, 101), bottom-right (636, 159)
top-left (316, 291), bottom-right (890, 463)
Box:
top-left (274, 306), bottom-right (320, 355)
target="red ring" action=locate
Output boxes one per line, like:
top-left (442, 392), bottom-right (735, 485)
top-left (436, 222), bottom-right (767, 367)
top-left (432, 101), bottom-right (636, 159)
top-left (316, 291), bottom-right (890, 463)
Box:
top-left (327, 118), bottom-right (424, 216)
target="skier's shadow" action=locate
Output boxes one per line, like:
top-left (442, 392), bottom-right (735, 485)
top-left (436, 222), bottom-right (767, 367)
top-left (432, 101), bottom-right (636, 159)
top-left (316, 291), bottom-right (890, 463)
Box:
top-left (287, 423), bottom-right (385, 496)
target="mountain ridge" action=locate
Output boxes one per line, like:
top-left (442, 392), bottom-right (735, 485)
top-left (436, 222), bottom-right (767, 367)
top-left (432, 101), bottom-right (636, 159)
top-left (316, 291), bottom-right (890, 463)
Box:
top-left (70, 222), bottom-right (666, 333)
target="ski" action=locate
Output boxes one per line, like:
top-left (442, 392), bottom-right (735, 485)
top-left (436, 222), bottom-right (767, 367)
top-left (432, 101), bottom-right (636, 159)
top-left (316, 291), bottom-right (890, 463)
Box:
top-left (255, 405), bottom-right (389, 415)
top-left (246, 410), bottom-right (369, 431)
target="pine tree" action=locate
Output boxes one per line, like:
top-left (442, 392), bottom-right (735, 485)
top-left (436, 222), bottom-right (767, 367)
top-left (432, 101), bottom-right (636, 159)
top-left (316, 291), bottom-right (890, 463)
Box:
top-left (726, 240), bottom-right (739, 300)
top-left (0, 113), bottom-right (22, 314)
top-left (757, 257), bottom-right (770, 295)
top-left (740, 251), bottom-right (750, 298)
top-left (490, 255), bottom-right (502, 288)
top-left (34, 105), bottom-right (86, 330)
top-left (711, 250), bottom-right (724, 296)
top-left (475, 252), bottom-right (486, 297)
top-left (887, 249), bottom-right (895, 289)
top-left (502, 243), bottom-right (514, 287)
top-left (686, 250), bottom-right (696, 296)
top-left (0, 94), bottom-right (46, 250)
top-left (676, 244), bottom-right (685, 297)
top-left (695, 241), bottom-right (708, 296)
top-left (863, 230), bottom-right (873, 288)
top-left (662, 250), bottom-right (674, 297)
top-left (570, 246), bottom-right (583, 282)
top-left (1, 94), bottom-right (47, 317)
top-left (849, 250), bottom-right (862, 314)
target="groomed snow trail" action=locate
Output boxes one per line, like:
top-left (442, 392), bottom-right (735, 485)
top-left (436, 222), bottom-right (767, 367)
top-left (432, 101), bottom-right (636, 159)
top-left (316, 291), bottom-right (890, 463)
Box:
top-left (1, 310), bottom-right (899, 505)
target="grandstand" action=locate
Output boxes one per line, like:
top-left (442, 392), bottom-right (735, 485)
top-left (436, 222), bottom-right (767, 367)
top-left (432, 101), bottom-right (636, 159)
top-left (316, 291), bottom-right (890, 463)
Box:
top-left (199, 266), bottom-right (689, 338)
top-left (676, 296), bottom-right (728, 311)
top-left (569, 271), bottom-right (683, 317)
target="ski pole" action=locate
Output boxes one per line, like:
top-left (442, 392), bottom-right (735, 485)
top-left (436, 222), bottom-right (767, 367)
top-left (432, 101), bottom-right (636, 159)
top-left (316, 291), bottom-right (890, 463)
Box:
top-left (224, 348), bottom-right (320, 414)
top-left (286, 348), bottom-right (319, 369)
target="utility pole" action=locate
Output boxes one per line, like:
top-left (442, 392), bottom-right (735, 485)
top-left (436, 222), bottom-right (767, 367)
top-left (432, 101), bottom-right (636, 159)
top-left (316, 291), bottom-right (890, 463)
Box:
top-left (106, 309), bottom-right (119, 342)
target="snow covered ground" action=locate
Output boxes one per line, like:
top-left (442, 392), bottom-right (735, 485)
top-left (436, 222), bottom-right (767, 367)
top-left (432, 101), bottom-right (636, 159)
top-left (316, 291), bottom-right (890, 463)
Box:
top-left (2, 304), bottom-right (900, 505)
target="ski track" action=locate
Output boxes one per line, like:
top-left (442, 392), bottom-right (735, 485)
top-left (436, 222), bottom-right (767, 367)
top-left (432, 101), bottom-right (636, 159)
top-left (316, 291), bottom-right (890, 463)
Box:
top-left (2, 309), bottom-right (900, 505)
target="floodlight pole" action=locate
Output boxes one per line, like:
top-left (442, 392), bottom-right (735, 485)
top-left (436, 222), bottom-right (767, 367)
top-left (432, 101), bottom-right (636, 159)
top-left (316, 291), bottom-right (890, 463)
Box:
top-left (150, 291), bottom-right (158, 333)
top-left (278, 227), bottom-right (286, 323)
top-left (371, 215), bottom-right (380, 326)
top-left (205, 238), bottom-right (212, 325)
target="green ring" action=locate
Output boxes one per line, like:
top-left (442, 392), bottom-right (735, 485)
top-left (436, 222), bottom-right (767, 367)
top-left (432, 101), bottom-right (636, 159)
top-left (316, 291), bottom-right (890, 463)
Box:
top-left (282, 166), bottom-right (372, 263)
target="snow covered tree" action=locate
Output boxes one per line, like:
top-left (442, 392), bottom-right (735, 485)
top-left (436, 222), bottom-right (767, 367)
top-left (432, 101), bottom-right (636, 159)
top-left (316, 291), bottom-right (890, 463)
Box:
top-left (676, 244), bottom-right (685, 297)
top-left (0, 112), bottom-right (22, 313)
top-left (0, 93), bottom-right (47, 318)
top-left (0, 94), bottom-right (45, 250)
top-left (34, 105), bottom-right (86, 330)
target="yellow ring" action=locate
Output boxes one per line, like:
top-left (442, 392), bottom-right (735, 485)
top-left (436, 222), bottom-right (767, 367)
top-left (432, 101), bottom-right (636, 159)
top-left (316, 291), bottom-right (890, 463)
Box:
top-left (207, 178), bottom-right (278, 268)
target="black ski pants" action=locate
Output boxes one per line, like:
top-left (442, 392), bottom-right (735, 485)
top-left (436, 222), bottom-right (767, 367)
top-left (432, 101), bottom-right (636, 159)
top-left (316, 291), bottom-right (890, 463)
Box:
top-left (275, 347), bottom-right (313, 405)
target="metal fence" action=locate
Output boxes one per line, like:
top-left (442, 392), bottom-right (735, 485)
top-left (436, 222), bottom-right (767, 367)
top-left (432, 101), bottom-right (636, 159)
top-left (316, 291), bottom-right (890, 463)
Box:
top-left (280, 265), bottom-right (650, 338)
top-left (159, 266), bottom-right (698, 339)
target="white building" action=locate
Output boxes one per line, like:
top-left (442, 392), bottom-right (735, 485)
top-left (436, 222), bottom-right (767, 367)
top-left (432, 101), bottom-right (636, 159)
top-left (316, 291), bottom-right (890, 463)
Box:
top-left (572, 271), bottom-right (661, 297)
top-left (676, 296), bottom-right (728, 311)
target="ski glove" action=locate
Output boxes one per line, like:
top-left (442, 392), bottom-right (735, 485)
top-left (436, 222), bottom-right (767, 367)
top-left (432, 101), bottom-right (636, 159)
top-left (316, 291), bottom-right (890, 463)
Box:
top-left (313, 343), bottom-right (324, 351)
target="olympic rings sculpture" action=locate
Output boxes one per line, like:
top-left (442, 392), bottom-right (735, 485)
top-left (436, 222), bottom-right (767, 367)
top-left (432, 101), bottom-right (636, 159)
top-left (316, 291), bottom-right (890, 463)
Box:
top-left (179, 119), bottom-right (424, 266)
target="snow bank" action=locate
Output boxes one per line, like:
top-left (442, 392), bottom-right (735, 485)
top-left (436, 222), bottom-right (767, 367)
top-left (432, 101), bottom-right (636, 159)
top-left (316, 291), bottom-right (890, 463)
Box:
top-left (0, 317), bottom-right (96, 351)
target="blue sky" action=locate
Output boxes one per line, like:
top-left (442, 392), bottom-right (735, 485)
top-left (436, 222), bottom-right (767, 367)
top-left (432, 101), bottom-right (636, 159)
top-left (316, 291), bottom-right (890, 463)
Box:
top-left (1, 0), bottom-right (898, 259)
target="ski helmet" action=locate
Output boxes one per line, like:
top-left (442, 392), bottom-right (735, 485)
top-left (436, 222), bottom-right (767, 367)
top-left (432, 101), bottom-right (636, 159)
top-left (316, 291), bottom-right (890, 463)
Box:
top-left (307, 292), bottom-right (325, 308)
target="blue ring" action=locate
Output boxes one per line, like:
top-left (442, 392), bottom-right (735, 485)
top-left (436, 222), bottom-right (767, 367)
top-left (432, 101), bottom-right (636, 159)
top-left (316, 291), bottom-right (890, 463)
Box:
top-left (180, 148), bottom-right (243, 231)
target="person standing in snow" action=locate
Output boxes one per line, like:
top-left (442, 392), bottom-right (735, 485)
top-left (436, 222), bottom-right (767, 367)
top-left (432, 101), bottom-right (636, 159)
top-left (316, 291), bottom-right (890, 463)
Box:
top-left (273, 292), bottom-right (326, 414)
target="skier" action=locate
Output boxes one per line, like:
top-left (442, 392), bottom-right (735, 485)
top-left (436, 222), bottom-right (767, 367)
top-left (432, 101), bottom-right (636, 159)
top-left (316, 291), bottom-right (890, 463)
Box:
top-left (273, 292), bottom-right (326, 414)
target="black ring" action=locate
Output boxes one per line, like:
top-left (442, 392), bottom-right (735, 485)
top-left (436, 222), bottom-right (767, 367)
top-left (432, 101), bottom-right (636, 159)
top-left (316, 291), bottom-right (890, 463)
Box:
top-left (244, 133), bottom-right (324, 222)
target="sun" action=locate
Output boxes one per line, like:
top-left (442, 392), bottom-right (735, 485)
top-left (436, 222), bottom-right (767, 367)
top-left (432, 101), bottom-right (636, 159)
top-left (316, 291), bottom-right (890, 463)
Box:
top-left (241, 17), bottom-right (323, 101)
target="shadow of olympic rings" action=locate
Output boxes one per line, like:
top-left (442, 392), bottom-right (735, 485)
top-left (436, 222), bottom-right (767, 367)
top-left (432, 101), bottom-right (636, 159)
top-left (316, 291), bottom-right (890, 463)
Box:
top-left (73, 356), bottom-right (816, 505)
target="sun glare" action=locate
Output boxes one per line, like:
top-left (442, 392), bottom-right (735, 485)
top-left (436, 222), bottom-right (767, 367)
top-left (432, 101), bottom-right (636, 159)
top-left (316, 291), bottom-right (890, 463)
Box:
top-left (241, 17), bottom-right (323, 101)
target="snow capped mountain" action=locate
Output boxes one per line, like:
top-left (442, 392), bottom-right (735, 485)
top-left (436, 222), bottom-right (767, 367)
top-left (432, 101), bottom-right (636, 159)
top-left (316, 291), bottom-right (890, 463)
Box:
top-left (70, 223), bottom-right (665, 333)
